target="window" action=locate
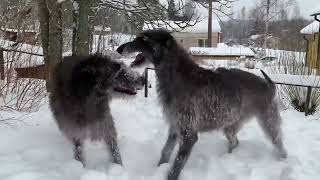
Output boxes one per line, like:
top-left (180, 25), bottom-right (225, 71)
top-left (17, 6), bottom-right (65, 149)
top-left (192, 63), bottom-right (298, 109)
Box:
top-left (198, 39), bottom-right (209, 47)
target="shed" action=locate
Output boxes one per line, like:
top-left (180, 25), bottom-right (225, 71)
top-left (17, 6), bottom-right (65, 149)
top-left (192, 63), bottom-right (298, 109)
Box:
top-left (0, 28), bottom-right (38, 45)
top-left (300, 10), bottom-right (320, 70)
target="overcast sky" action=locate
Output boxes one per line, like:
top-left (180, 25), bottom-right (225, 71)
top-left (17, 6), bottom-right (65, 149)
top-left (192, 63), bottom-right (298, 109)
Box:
top-left (233, 0), bottom-right (320, 19)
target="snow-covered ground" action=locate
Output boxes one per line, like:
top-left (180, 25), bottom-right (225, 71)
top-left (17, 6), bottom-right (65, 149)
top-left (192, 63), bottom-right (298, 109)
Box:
top-left (1, 78), bottom-right (320, 180)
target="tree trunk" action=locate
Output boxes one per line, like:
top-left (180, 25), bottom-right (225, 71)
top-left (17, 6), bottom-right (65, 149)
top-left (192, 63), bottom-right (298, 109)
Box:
top-left (263, 0), bottom-right (271, 54)
top-left (75, 0), bottom-right (93, 56)
top-left (72, 1), bottom-right (79, 55)
top-left (37, 0), bottom-right (50, 90)
top-left (47, 0), bottom-right (63, 90)
top-left (207, 0), bottom-right (212, 47)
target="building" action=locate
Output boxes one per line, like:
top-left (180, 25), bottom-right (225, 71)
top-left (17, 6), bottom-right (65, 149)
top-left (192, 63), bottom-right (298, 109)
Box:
top-left (143, 19), bottom-right (222, 49)
top-left (300, 10), bottom-right (320, 69)
top-left (0, 28), bottom-right (38, 45)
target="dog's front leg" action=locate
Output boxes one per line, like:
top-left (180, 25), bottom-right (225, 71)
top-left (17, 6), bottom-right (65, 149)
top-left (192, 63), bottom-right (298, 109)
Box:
top-left (167, 130), bottom-right (198, 180)
top-left (158, 126), bottom-right (178, 166)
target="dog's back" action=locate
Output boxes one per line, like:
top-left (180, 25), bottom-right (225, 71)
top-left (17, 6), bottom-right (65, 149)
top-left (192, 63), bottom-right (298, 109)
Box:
top-left (49, 56), bottom-right (111, 137)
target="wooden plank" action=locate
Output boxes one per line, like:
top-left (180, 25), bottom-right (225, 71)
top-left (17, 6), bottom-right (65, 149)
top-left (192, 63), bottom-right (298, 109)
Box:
top-left (15, 65), bottom-right (46, 80)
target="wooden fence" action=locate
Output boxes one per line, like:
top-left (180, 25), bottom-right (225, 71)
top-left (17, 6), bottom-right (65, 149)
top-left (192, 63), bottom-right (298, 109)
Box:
top-left (0, 48), bottom-right (44, 80)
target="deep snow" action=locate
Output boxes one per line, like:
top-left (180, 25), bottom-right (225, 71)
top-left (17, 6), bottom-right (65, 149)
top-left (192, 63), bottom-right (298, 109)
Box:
top-left (1, 73), bottom-right (320, 180)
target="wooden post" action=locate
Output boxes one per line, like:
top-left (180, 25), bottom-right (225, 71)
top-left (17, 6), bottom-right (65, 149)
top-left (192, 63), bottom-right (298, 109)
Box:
top-left (0, 49), bottom-right (4, 80)
top-left (305, 86), bottom-right (312, 116)
top-left (144, 68), bottom-right (148, 98)
top-left (207, 0), bottom-right (212, 47)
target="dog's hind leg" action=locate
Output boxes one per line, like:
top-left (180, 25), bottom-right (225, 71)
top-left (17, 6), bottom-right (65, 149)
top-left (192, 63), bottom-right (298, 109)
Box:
top-left (167, 129), bottom-right (198, 180)
top-left (158, 126), bottom-right (178, 166)
top-left (73, 138), bottom-right (85, 167)
top-left (257, 103), bottom-right (287, 159)
top-left (223, 121), bottom-right (243, 153)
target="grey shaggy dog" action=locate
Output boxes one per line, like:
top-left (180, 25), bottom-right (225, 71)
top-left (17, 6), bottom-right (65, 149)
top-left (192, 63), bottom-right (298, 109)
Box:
top-left (49, 55), bottom-right (144, 166)
top-left (117, 30), bottom-right (287, 180)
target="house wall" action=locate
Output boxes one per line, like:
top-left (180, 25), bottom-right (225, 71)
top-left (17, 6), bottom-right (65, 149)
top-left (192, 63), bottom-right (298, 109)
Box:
top-left (3, 31), bottom-right (37, 45)
top-left (173, 32), bottom-right (220, 49)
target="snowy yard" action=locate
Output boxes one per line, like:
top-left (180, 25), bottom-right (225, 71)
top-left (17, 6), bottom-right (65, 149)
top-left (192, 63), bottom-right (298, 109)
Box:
top-left (1, 82), bottom-right (320, 180)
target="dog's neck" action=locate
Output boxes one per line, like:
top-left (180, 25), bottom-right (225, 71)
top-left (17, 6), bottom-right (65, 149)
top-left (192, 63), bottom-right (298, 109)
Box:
top-left (154, 43), bottom-right (198, 105)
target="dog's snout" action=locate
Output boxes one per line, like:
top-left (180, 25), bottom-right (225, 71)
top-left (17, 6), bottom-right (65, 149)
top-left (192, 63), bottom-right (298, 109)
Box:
top-left (138, 76), bottom-right (146, 86)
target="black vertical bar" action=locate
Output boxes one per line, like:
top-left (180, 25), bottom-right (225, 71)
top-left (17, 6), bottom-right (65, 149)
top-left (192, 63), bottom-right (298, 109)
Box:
top-left (305, 86), bottom-right (312, 116)
top-left (144, 68), bottom-right (148, 98)
top-left (0, 49), bottom-right (4, 80)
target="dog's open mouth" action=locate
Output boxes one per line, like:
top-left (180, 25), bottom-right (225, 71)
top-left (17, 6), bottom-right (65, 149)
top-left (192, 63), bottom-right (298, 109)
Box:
top-left (113, 86), bottom-right (137, 95)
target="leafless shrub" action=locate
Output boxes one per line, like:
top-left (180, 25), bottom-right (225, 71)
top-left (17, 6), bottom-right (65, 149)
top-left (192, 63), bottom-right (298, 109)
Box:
top-left (1, 37), bottom-right (47, 125)
top-left (265, 51), bottom-right (320, 115)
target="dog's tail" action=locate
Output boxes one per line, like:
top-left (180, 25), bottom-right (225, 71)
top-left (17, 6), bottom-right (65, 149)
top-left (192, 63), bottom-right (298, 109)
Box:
top-left (260, 70), bottom-right (276, 98)
top-left (260, 70), bottom-right (273, 84)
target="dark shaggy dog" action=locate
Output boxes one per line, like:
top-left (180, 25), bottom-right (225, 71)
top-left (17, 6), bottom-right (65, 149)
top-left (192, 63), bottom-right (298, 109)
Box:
top-left (49, 55), bottom-right (144, 166)
top-left (117, 30), bottom-right (287, 180)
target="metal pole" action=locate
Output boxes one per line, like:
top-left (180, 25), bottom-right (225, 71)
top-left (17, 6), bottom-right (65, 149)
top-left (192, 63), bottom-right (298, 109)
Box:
top-left (263, 0), bottom-right (270, 55)
top-left (0, 49), bottom-right (4, 80)
top-left (144, 68), bottom-right (148, 98)
top-left (305, 86), bottom-right (312, 116)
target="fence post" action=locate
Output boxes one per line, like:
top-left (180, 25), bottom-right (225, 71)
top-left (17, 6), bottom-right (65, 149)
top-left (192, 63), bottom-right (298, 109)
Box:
top-left (144, 68), bottom-right (148, 98)
top-left (0, 49), bottom-right (4, 80)
top-left (305, 86), bottom-right (312, 116)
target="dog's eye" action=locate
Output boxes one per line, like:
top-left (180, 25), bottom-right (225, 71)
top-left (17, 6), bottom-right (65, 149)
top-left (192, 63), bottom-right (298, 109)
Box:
top-left (143, 36), bottom-right (149, 41)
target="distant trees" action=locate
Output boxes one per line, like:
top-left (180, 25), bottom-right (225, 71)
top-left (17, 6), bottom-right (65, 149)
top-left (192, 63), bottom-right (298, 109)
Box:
top-left (221, 0), bottom-right (309, 51)
top-left (34, 0), bottom-right (203, 91)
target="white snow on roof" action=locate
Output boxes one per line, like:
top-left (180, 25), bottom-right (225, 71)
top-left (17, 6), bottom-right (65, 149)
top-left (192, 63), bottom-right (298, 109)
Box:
top-left (94, 26), bottom-right (111, 32)
top-left (311, 9), bottom-right (320, 16)
top-left (189, 46), bottom-right (255, 57)
top-left (143, 19), bottom-right (221, 33)
top-left (300, 21), bottom-right (320, 34)
top-left (0, 28), bottom-right (37, 33)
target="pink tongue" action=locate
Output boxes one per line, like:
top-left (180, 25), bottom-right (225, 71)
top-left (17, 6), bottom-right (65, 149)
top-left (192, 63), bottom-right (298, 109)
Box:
top-left (113, 86), bottom-right (137, 95)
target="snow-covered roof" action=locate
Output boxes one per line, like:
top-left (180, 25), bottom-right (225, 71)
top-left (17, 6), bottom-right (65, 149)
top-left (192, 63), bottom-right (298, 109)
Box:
top-left (311, 8), bottom-right (320, 16)
top-left (300, 21), bottom-right (320, 35)
top-left (0, 28), bottom-right (37, 33)
top-left (94, 26), bottom-right (111, 32)
top-left (190, 45), bottom-right (255, 57)
top-left (143, 19), bottom-right (221, 33)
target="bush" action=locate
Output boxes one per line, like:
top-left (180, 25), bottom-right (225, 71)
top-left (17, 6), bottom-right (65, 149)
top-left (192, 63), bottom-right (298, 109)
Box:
top-left (265, 50), bottom-right (320, 115)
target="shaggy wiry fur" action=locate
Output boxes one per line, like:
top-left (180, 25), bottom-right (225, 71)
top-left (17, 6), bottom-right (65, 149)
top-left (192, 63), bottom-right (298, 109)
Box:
top-left (49, 55), bottom-right (144, 166)
top-left (117, 30), bottom-right (287, 180)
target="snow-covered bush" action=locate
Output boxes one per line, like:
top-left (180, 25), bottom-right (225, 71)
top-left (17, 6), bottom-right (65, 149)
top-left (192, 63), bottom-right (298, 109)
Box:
top-left (266, 51), bottom-right (320, 115)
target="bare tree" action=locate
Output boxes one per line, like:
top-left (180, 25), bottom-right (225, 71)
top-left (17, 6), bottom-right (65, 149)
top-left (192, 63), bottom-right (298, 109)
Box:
top-left (249, 0), bottom-right (296, 52)
top-left (193, 0), bottom-right (236, 47)
top-left (36, 0), bottom-right (63, 91)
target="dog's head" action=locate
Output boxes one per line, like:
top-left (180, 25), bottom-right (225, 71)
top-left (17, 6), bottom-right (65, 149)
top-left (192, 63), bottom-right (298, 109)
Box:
top-left (75, 55), bottom-right (144, 95)
top-left (117, 29), bottom-right (175, 64)
top-left (112, 64), bottom-right (145, 95)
